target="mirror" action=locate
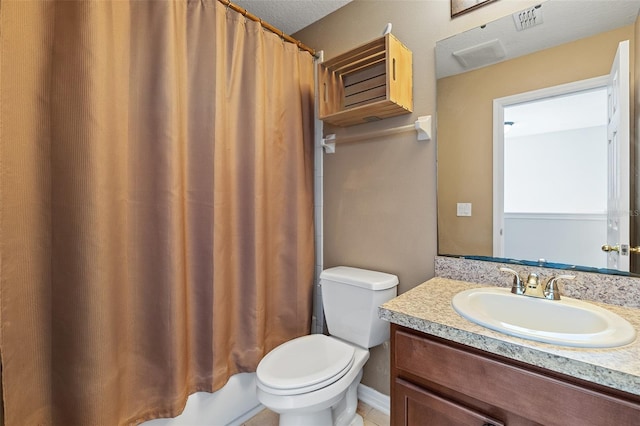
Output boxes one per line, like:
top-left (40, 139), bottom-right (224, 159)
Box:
top-left (501, 87), bottom-right (610, 269)
top-left (436, 0), bottom-right (640, 275)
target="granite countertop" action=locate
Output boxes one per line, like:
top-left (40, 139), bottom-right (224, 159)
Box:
top-left (379, 277), bottom-right (640, 396)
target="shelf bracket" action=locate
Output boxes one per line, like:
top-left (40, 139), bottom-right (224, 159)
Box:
top-left (415, 115), bottom-right (432, 141)
top-left (322, 134), bottom-right (336, 154)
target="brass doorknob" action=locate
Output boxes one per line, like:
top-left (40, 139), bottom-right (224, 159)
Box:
top-left (601, 244), bottom-right (620, 252)
top-left (630, 246), bottom-right (640, 254)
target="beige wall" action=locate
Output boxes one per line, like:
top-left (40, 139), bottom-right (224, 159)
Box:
top-left (437, 25), bottom-right (635, 257)
top-left (295, 0), bottom-right (543, 395)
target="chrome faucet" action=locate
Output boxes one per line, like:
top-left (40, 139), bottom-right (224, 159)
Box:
top-left (500, 267), bottom-right (525, 295)
top-left (543, 275), bottom-right (576, 300)
top-left (499, 267), bottom-right (575, 300)
top-left (525, 272), bottom-right (547, 298)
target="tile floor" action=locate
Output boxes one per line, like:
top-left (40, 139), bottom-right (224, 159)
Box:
top-left (242, 400), bottom-right (390, 426)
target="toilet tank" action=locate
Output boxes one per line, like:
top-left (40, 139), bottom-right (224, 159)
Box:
top-left (320, 266), bottom-right (398, 348)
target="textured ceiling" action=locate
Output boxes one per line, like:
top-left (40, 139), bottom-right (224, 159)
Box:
top-left (233, 0), bottom-right (352, 35)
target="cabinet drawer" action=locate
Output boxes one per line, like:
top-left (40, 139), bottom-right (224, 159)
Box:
top-left (394, 377), bottom-right (504, 426)
top-left (394, 328), bottom-right (640, 426)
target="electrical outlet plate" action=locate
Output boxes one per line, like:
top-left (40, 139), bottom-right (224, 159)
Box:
top-left (457, 203), bottom-right (472, 217)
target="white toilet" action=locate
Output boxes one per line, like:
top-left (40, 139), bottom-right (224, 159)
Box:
top-left (256, 266), bottom-right (398, 426)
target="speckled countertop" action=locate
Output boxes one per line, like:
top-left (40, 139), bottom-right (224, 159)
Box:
top-left (379, 277), bottom-right (640, 396)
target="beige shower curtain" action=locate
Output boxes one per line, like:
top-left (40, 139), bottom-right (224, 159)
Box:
top-left (0, 1), bottom-right (315, 424)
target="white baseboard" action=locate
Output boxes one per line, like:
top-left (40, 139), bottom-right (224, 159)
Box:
top-left (357, 383), bottom-right (390, 416)
top-left (227, 404), bottom-right (265, 426)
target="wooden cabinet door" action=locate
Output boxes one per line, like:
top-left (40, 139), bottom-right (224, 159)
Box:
top-left (393, 378), bottom-right (504, 426)
top-left (391, 325), bottom-right (640, 426)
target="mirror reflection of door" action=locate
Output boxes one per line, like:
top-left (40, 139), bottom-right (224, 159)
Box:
top-left (605, 40), bottom-right (631, 272)
top-left (494, 39), bottom-right (630, 271)
top-left (502, 87), bottom-right (608, 268)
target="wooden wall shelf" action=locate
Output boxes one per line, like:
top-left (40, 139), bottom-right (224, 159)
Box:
top-left (318, 34), bottom-right (413, 127)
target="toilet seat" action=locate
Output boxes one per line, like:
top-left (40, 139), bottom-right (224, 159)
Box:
top-left (256, 334), bottom-right (355, 396)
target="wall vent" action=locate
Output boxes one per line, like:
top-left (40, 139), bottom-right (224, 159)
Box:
top-left (513, 5), bottom-right (543, 31)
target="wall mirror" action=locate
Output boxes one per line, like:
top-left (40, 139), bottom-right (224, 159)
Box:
top-left (436, 0), bottom-right (640, 275)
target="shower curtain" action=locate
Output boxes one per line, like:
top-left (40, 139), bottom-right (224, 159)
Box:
top-left (0, 1), bottom-right (315, 424)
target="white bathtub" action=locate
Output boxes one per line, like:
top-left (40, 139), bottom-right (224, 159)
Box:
top-left (141, 372), bottom-right (263, 426)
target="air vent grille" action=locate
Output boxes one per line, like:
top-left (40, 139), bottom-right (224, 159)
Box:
top-left (513, 5), bottom-right (543, 31)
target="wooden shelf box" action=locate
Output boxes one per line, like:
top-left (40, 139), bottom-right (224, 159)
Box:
top-left (318, 34), bottom-right (413, 127)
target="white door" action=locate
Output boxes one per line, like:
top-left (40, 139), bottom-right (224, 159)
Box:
top-left (605, 40), bottom-right (630, 271)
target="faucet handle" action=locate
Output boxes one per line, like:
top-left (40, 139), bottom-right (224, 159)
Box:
top-left (499, 267), bottom-right (525, 295)
top-left (544, 274), bottom-right (575, 300)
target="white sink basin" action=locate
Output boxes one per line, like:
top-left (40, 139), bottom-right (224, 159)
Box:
top-left (452, 287), bottom-right (636, 348)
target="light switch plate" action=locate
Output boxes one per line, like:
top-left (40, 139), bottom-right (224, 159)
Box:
top-left (457, 202), bottom-right (472, 217)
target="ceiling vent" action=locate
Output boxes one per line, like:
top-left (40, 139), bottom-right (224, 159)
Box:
top-left (513, 5), bottom-right (543, 31)
top-left (452, 39), bottom-right (506, 69)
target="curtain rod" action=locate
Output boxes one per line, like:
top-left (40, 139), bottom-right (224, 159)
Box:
top-left (217, 0), bottom-right (317, 57)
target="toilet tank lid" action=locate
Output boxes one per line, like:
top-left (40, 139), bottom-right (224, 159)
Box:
top-left (320, 266), bottom-right (398, 290)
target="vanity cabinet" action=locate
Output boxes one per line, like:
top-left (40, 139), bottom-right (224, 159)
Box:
top-left (391, 324), bottom-right (640, 426)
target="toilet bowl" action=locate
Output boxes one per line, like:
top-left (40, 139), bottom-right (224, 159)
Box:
top-left (257, 334), bottom-right (369, 426)
top-left (256, 267), bottom-right (398, 426)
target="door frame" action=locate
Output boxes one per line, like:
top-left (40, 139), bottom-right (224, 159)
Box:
top-left (492, 75), bottom-right (609, 258)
